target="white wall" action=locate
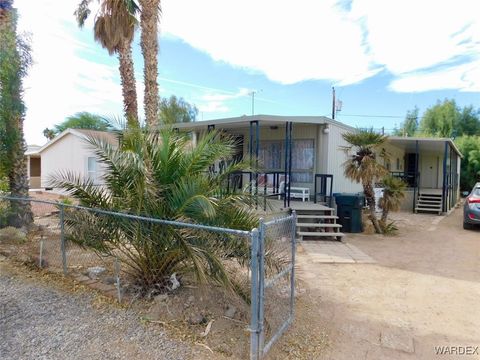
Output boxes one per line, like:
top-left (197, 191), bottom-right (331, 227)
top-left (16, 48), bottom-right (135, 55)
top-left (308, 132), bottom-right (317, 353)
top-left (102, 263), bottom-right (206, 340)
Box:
top-left (326, 124), bottom-right (363, 194)
top-left (41, 133), bottom-right (106, 190)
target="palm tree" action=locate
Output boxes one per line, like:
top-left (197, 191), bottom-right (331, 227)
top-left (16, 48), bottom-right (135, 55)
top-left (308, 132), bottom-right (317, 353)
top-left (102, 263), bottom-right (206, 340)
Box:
top-left (50, 128), bottom-right (279, 298)
top-left (342, 130), bottom-right (389, 234)
top-left (138, 0), bottom-right (160, 128)
top-left (0, 0), bottom-right (33, 227)
top-left (75, 0), bottom-right (140, 127)
top-left (378, 175), bottom-right (406, 226)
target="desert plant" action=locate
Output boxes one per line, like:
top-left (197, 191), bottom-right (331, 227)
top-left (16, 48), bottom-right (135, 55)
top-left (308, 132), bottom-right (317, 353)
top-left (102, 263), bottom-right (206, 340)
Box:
top-left (379, 175), bottom-right (406, 228)
top-left (341, 129), bottom-right (389, 234)
top-left (50, 127), bottom-right (276, 298)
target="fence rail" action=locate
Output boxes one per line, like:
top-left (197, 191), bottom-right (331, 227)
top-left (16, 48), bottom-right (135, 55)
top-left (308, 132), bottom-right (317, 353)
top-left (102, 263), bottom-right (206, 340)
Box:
top-left (0, 195), bottom-right (296, 359)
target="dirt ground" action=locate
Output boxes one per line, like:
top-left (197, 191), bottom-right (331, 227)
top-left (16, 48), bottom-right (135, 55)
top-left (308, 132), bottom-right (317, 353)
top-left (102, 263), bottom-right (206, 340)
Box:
top-left (296, 206), bottom-right (480, 359)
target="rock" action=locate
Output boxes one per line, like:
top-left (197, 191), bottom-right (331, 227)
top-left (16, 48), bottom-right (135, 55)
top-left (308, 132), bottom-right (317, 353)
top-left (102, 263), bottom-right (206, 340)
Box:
top-left (169, 273), bottom-right (180, 291)
top-left (87, 266), bottom-right (106, 279)
top-left (0, 254), bottom-right (6, 261)
top-left (224, 305), bottom-right (237, 319)
top-left (187, 295), bottom-right (195, 303)
top-left (102, 276), bottom-right (116, 285)
top-left (154, 294), bottom-right (168, 303)
top-left (188, 313), bottom-right (206, 325)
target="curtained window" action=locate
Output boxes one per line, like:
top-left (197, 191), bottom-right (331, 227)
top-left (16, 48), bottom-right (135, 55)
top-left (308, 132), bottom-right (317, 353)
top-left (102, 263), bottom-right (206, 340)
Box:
top-left (259, 139), bottom-right (314, 183)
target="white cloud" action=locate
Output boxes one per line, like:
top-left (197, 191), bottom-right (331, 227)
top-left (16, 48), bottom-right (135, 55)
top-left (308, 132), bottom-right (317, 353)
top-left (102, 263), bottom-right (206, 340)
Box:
top-left (16, 0), bottom-right (124, 145)
top-left (198, 88), bottom-right (253, 113)
top-left (162, 0), bottom-right (480, 92)
top-left (162, 0), bottom-right (378, 85)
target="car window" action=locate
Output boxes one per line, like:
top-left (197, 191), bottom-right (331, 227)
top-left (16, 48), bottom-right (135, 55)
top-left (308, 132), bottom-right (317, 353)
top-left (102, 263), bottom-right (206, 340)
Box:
top-left (473, 188), bottom-right (480, 196)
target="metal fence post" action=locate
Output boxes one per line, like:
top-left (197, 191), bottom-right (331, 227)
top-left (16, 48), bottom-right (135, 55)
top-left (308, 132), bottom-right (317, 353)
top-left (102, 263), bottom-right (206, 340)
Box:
top-left (59, 204), bottom-right (67, 275)
top-left (250, 228), bottom-right (260, 360)
top-left (258, 218), bottom-right (266, 355)
top-left (114, 257), bottom-right (122, 303)
top-left (290, 211), bottom-right (297, 318)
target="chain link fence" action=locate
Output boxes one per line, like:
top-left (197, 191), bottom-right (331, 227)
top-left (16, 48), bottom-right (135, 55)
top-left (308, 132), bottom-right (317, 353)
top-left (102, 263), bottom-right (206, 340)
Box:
top-left (0, 195), bottom-right (296, 359)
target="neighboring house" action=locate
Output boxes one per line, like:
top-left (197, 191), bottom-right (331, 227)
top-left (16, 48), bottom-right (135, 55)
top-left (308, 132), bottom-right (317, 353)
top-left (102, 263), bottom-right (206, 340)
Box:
top-left (25, 145), bottom-right (42, 189)
top-left (173, 115), bottom-right (462, 215)
top-left (30, 129), bottom-right (117, 192)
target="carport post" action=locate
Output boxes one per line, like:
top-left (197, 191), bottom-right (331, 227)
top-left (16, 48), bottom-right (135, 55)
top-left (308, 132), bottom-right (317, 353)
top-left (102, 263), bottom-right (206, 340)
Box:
top-left (412, 140), bottom-right (419, 212)
top-left (442, 141), bottom-right (448, 213)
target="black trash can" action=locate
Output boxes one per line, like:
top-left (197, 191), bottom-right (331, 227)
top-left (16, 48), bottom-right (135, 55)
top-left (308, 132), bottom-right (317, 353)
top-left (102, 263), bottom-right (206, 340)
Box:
top-left (334, 193), bottom-right (365, 233)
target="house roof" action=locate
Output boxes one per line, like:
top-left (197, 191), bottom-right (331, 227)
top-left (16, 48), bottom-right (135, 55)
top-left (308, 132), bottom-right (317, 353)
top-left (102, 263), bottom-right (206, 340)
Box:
top-left (388, 136), bottom-right (463, 158)
top-left (37, 128), bottom-right (118, 154)
top-left (170, 114), bottom-right (357, 132)
top-left (25, 145), bottom-right (42, 156)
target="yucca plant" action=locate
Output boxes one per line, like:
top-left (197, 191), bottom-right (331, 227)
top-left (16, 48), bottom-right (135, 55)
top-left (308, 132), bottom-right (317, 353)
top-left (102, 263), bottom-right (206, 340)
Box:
top-left (341, 129), bottom-right (389, 234)
top-left (379, 175), bottom-right (406, 227)
top-left (50, 127), bottom-right (278, 299)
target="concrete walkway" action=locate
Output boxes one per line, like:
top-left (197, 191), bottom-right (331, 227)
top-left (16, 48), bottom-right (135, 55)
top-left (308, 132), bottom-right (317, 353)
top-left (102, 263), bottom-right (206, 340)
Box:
top-left (301, 240), bottom-right (375, 264)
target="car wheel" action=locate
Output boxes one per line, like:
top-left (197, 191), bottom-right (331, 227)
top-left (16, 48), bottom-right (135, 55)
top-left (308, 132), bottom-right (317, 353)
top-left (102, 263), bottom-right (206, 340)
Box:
top-left (463, 221), bottom-right (473, 230)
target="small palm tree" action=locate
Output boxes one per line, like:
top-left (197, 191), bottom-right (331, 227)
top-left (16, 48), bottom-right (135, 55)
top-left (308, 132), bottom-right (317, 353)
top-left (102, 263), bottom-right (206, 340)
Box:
top-left (75, 0), bottom-right (140, 127)
top-left (342, 130), bottom-right (389, 234)
top-left (50, 128), bottom-right (273, 298)
top-left (379, 176), bottom-right (406, 226)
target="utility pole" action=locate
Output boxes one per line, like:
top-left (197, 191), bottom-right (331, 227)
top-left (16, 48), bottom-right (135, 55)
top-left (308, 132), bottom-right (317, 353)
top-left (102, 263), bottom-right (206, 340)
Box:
top-left (249, 90), bottom-right (262, 116)
top-left (331, 86), bottom-right (336, 119)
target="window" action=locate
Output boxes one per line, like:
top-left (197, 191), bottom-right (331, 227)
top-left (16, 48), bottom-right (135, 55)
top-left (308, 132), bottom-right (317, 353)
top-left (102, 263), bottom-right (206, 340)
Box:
top-left (87, 157), bottom-right (97, 182)
top-left (258, 139), bottom-right (314, 183)
top-left (396, 158), bottom-right (400, 170)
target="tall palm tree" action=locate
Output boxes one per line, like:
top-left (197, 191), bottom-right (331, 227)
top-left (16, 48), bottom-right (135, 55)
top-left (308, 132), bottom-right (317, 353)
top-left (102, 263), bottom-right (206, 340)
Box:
top-left (75, 0), bottom-right (140, 127)
top-left (341, 130), bottom-right (389, 234)
top-left (138, 0), bottom-right (160, 128)
top-left (379, 175), bottom-right (406, 226)
top-left (0, 0), bottom-right (33, 227)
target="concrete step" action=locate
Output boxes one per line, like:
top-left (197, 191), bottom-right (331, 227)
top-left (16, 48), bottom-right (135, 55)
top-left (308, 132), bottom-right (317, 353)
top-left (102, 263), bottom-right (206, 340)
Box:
top-left (418, 199), bottom-right (442, 204)
top-left (419, 195), bottom-right (442, 199)
top-left (415, 207), bottom-right (442, 212)
top-left (298, 231), bottom-right (345, 237)
top-left (297, 223), bottom-right (342, 228)
top-left (416, 203), bottom-right (442, 208)
top-left (296, 215), bottom-right (339, 219)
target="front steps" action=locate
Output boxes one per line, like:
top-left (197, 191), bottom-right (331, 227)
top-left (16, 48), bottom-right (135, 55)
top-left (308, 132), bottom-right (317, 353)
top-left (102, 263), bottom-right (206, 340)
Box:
top-left (415, 192), bottom-right (443, 215)
top-left (296, 208), bottom-right (344, 241)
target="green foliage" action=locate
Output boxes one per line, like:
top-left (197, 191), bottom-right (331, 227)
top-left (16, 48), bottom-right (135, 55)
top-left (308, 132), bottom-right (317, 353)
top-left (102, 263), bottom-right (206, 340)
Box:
top-left (419, 99), bottom-right (480, 138)
top-left (0, 6), bottom-right (31, 175)
top-left (46, 112), bottom-right (111, 137)
top-left (379, 175), bottom-right (406, 228)
top-left (455, 136), bottom-right (480, 190)
top-left (159, 95), bottom-right (198, 124)
top-left (49, 127), bottom-right (276, 298)
top-left (381, 221), bottom-right (398, 235)
top-left (420, 99), bottom-right (458, 137)
top-left (393, 107), bottom-right (419, 137)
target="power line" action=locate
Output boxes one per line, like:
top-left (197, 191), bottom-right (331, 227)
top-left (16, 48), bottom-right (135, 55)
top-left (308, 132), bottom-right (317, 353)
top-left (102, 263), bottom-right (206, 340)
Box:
top-left (338, 114), bottom-right (404, 118)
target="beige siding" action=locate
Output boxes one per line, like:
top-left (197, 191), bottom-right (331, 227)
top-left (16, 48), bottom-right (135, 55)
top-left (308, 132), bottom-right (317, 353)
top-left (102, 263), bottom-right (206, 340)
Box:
top-left (419, 152), bottom-right (442, 189)
top-left (381, 143), bottom-right (405, 172)
top-left (326, 124), bottom-right (363, 193)
top-left (41, 133), bottom-right (106, 190)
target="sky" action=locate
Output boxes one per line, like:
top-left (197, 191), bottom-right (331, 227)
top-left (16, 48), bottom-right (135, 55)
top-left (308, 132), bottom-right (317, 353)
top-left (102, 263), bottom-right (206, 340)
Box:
top-left (15, 0), bottom-right (480, 145)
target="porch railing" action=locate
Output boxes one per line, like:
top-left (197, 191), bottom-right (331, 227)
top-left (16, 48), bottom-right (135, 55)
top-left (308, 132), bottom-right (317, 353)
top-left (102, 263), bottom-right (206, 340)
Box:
top-left (390, 171), bottom-right (419, 188)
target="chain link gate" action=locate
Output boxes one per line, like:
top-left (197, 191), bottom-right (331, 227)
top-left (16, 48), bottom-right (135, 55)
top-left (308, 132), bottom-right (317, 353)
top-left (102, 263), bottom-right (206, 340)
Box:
top-left (250, 211), bottom-right (297, 359)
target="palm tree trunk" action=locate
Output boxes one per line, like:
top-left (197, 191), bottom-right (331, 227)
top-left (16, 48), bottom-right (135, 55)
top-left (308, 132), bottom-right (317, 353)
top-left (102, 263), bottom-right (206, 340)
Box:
top-left (139, 0), bottom-right (160, 128)
top-left (117, 38), bottom-right (139, 127)
top-left (363, 182), bottom-right (383, 234)
top-left (0, 1), bottom-right (33, 228)
top-left (380, 208), bottom-right (389, 225)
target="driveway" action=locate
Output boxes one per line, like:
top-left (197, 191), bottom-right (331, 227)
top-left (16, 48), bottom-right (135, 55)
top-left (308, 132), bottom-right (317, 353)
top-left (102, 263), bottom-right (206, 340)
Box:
top-left (297, 207), bottom-right (480, 359)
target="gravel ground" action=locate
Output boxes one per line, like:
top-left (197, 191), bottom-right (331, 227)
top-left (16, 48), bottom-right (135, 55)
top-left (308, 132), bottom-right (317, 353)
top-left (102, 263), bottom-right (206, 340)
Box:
top-left (0, 267), bottom-right (198, 360)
